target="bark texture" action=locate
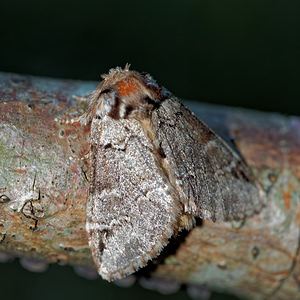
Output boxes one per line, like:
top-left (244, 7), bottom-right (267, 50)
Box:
top-left (0, 72), bottom-right (299, 300)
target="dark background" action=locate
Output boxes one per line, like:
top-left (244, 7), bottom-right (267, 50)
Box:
top-left (1, 0), bottom-right (300, 116)
top-left (1, 1), bottom-right (300, 300)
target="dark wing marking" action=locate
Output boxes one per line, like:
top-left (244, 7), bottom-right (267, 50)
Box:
top-left (151, 97), bottom-right (265, 222)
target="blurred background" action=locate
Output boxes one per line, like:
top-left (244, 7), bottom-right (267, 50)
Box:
top-left (1, 1), bottom-right (300, 300)
top-left (1, 0), bottom-right (300, 116)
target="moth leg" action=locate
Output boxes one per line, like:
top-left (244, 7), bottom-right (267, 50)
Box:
top-left (54, 100), bottom-right (91, 161)
top-left (177, 214), bottom-right (196, 234)
top-left (54, 116), bottom-right (82, 125)
top-left (72, 95), bottom-right (89, 102)
top-left (54, 94), bottom-right (90, 124)
top-left (69, 151), bottom-right (91, 161)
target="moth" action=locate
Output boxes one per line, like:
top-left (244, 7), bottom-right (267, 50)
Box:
top-left (76, 65), bottom-right (265, 281)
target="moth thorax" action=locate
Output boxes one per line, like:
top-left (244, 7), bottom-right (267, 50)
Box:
top-left (115, 79), bottom-right (155, 120)
top-left (116, 78), bottom-right (140, 98)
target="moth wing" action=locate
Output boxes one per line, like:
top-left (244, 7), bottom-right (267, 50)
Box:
top-left (151, 97), bottom-right (265, 222)
top-left (86, 117), bottom-right (181, 281)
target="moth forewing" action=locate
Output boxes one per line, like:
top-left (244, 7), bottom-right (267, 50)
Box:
top-left (86, 116), bottom-right (184, 280)
top-left (151, 97), bottom-right (265, 222)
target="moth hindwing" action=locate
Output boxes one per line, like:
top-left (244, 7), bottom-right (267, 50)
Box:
top-left (77, 65), bottom-right (265, 281)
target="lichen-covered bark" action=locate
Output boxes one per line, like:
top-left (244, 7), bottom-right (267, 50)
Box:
top-left (0, 72), bottom-right (299, 300)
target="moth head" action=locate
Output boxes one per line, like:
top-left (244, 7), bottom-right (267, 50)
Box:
top-left (88, 65), bottom-right (167, 121)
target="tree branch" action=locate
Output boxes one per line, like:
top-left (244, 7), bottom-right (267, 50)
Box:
top-left (0, 72), bottom-right (299, 300)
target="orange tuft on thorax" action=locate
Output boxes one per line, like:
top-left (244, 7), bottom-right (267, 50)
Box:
top-left (117, 78), bottom-right (139, 97)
